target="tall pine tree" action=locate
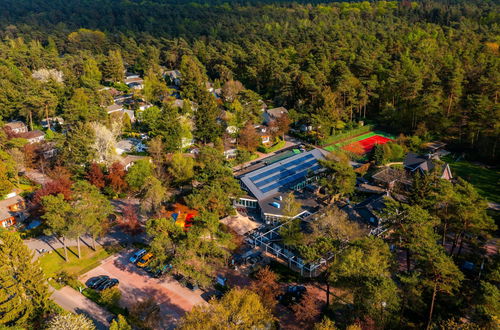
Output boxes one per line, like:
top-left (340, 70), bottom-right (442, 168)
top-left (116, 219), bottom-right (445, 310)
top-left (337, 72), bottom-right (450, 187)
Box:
top-left (0, 231), bottom-right (50, 327)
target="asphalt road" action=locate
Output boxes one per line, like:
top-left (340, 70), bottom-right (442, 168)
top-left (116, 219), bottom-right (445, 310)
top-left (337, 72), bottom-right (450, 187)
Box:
top-left (80, 250), bottom-right (207, 329)
top-left (51, 286), bottom-right (112, 330)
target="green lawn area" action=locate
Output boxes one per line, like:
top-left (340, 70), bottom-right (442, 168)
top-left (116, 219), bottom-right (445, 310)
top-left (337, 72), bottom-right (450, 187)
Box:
top-left (258, 139), bottom-right (286, 153)
top-left (39, 245), bottom-right (109, 279)
top-left (443, 156), bottom-right (500, 204)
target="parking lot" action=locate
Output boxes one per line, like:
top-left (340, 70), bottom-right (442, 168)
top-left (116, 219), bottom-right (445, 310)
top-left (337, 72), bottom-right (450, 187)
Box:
top-left (80, 250), bottom-right (206, 329)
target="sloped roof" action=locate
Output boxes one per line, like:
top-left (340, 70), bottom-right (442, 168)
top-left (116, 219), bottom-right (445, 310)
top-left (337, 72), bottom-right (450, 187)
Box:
top-left (106, 103), bottom-right (123, 113)
top-left (266, 107), bottom-right (288, 118)
top-left (0, 195), bottom-right (25, 220)
top-left (5, 121), bottom-right (26, 130)
top-left (372, 167), bottom-right (411, 185)
top-left (404, 152), bottom-right (436, 172)
top-left (17, 130), bottom-right (44, 140)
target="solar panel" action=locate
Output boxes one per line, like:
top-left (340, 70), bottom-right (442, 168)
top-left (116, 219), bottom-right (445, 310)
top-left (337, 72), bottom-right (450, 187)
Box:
top-left (249, 154), bottom-right (314, 182)
top-left (255, 159), bottom-right (318, 188)
top-left (239, 149), bottom-right (326, 200)
top-left (260, 164), bottom-right (322, 193)
top-left (252, 156), bottom-right (315, 187)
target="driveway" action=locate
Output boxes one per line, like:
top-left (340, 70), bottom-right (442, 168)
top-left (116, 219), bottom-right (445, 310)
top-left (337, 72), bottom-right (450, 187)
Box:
top-left (80, 250), bottom-right (206, 329)
top-left (51, 286), bottom-right (112, 330)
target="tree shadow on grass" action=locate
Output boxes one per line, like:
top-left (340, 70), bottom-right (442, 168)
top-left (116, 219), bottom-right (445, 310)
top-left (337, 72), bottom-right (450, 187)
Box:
top-left (42, 236), bottom-right (65, 260)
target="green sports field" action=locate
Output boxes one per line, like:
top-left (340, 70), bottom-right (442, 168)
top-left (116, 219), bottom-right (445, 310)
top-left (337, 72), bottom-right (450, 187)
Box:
top-left (324, 131), bottom-right (395, 153)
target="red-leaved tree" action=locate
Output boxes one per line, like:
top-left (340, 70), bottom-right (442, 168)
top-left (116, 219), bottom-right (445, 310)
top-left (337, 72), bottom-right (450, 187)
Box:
top-left (118, 203), bottom-right (141, 235)
top-left (32, 166), bottom-right (73, 212)
top-left (107, 161), bottom-right (127, 193)
top-left (87, 163), bottom-right (106, 189)
top-left (292, 291), bottom-right (322, 325)
top-left (250, 266), bottom-right (280, 310)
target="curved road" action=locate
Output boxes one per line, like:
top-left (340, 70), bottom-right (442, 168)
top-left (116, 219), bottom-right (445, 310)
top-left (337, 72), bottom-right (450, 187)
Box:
top-left (51, 286), bottom-right (112, 330)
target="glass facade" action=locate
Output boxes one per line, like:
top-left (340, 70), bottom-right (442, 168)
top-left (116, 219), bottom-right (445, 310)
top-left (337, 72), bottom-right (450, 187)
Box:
top-left (235, 198), bottom-right (258, 208)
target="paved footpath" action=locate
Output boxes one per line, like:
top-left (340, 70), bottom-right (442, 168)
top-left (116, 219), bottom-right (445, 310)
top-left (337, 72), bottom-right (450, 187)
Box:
top-left (51, 286), bottom-right (112, 330)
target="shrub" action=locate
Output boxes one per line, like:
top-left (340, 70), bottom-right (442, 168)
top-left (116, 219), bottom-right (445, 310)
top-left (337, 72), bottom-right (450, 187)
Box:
top-left (100, 287), bottom-right (121, 308)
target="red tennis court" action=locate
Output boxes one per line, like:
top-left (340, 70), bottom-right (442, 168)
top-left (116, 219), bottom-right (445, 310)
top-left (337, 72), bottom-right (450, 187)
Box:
top-left (342, 135), bottom-right (393, 154)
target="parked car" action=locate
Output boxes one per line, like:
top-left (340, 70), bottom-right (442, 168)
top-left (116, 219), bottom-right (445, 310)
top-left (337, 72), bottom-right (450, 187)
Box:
top-left (152, 264), bottom-right (173, 278)
top-left (180, 279), bottom-right (198, 291)
top-left (201, 290), bottom-right (223, 302)
top-left (129, 249), bottom-right (147, 263)
top-left (137, 253), bottom-right (154, 268)
top-left (86, 275), bottom-right (109, 289)
top-left (279, 285), bottom-right (307, 306)
top-left (96, 278), bottom-right (119, 291)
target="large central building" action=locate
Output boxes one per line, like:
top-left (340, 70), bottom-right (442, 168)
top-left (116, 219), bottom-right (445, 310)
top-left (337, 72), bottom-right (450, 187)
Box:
top-left (235, 148), bottom-right (328, 222)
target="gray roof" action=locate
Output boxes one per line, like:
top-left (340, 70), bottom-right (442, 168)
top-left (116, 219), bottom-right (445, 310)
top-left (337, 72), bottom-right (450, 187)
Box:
top-left (404, 152), bottom-right (436, 172)
top-left (240, 149), bottom-right (326, 200)
top-left (106, 103), bottom-right (123, 113)
top-left (259, 190), bottom-right (321, 218)
top-left (266, 107), bottom-right (288, 118)
top-left (5, 121), bottom-right (26, 129)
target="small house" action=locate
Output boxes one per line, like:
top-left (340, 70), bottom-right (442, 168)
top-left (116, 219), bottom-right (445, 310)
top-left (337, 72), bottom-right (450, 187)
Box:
top-left (17, 130), bottom-right (45, 144)
top-left (404, 152), bottom-right (453, 180)
top-left (0, 192), bottom-right (28, 228)
top-left (120, 155), bottom-right (151, 171)
top-left (106, 103), bottom-right (124, 114)
top-left (40, 117), bottom-right (64, 129)
top-left (165, 70), bottom-right (181, 86)
top-left (255, 125), bottom-right (271, 145)
top-left (263, 107), bottom-right (288, 125)
top-left (116, 138), bottom-right (147, 155)
top-left (4, 121), bottom-right (28, 134)
top-left (124, 74), bottom-right (144, 90)
top-left (372, 167), bottom-right (412, 190)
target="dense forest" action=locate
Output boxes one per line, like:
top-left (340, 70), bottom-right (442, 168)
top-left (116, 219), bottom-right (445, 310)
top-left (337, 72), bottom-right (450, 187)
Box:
top-left (0, 0), bottom-right (498, 160)
top-left (0, 1), bottom-right (499, 330)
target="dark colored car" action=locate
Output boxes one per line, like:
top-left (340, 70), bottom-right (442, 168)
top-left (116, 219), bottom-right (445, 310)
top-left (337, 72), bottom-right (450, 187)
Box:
top-left (279, 285), bottom-right (307, 306)
top-left (201, 290), bottom-right (224, 302)
top-left (185, 281), bottom-right (199, 291)
top-left (96, 278), bottom-right (119, 291)
top-left (152, 264), bottom-right (173, 278)
top-left (86, 275), bottom-right (110, 289)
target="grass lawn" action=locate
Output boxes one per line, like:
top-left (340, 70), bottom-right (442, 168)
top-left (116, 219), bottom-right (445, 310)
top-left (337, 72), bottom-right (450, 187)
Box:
top-left (258, 139), bottom-right (286, 153)
top-left (442, 156), bottom-right (500, 204)
top-left (39, 245), bottom-right (109, 279)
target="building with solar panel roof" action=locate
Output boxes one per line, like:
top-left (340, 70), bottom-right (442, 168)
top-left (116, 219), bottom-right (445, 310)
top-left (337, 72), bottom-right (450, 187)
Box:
top-left (235, 148), bottom-right (329, 222)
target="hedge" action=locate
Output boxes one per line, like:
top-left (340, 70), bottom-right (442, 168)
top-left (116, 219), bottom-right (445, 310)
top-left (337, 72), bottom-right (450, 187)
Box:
top-left (258, 139), bottom-right (286, 153)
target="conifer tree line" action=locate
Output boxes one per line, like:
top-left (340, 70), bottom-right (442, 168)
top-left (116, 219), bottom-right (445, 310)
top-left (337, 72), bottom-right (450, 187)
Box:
top-left (0, 0), bottom-right (497, 160)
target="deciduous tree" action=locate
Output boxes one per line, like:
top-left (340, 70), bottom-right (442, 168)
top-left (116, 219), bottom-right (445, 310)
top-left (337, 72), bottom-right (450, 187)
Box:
top-left (168, 153), bottom-right (194, 185)
top-left (179, 289), bottom-right (274, 330)
top-left (87, 163), bottom-right (106, 189)
top-left (125, 159), bottom-right (153, 192)
top-left (141, 176), bottom-right (167, 215)
top-left (41, 193), bottom-right (73, 261)
top-left (292, 291), bottom-right (322, 325)
top-left (46, 313), bottom-right (95, 330)
top-left (107, 161), bottom-right (127, 193)
top-left (238, 122), bottom-right (260, 152)
top-left (118, 202), bottom-right (141, 235)
top-left (250, 266), bottom-right (280, 310)
top-left (109, 315), bottom-right (131, 330)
